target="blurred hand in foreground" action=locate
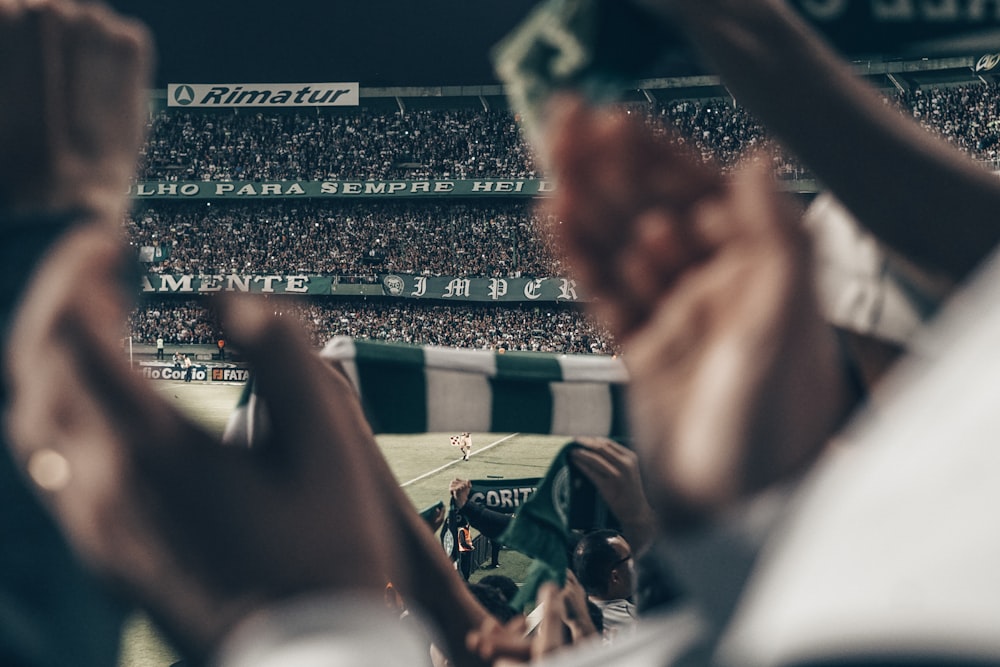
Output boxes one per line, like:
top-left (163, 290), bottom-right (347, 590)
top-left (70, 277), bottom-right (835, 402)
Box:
top-left (466, 573), bottom-right (598, 666)
top-left (546, 98), bottom-right (850, 523)
top-left (5, 226), bottom-right (398, 661)
top-left (0, 0), bottom-right (151, 221)
top-left (569, 437), bottom-right (656, 550)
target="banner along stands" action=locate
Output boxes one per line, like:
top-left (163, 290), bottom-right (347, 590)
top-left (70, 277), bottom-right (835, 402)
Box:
top-left (167, 82), bottom-right (359, 108)
top-left (129, 179), bottom-right (553, 199)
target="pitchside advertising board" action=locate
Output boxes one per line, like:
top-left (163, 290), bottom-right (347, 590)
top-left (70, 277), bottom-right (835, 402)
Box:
top-left (139, 363), bottom-right (250, 383)
top-left (168, 82), bottom-right (359, 108)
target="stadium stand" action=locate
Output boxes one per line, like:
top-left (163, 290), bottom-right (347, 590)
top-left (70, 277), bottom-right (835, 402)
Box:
top-left (128, 80), bottom-right (1000, 352)
top-left (129, 299), bottom-right (616, 354)
top-left (127, 200), bottom-right (565, 278)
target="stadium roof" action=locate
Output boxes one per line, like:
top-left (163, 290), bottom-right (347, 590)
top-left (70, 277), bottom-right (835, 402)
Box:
top-left (109, 1), bottom-right (1000, 91)
top-left (108, 1), bottom-right (540, 88)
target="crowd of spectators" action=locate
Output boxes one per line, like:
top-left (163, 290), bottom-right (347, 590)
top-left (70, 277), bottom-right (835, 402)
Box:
top-left (128, 301), bottom-right (221, 346)
top-left (139, 107), bottom-right (541, 182)
top-left (902, 83), bottom-right (1000, 169)
top-left (130, 298), bottom-right (617, 354)
top-left (127, 200), bottom-right (564, 278)
top-left (138, 83), bottom-right (1000, 184)
top-left (650, 98), bottom-right (809, 178)
top-left (129, 82), bottom-right (1000, 349)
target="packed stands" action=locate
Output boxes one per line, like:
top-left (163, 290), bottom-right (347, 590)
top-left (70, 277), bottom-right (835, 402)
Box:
top-left (129, 299), bottom-right (616, 354)
top-left (127, 200), bottom-right (564, 278)
top-left (130, 81), bottom-right (1000, 352)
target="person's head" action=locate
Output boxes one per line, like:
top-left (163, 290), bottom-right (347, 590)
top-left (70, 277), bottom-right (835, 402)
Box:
top-left (467, 582), bottom-right (517, 624)
top-left (572, 529), bottom-right (634, 601)
top-left (478, 574), bottom-right (519, 606)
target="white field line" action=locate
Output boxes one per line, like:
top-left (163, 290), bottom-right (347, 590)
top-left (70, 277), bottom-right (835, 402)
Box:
top-left (400, 433), bottom-right (520, 488)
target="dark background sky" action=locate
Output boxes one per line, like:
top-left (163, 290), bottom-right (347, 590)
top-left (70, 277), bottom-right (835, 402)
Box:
top-left (104, 1), bottom-right (1000, 90)
top-left (107, 1), bottom-right (543, 88)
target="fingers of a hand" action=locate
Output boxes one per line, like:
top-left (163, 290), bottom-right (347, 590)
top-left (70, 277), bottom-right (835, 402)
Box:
top-left (573, 436), bottom-right (634, 466)
top-left (6, 226), bottom-right (118, 381)
top-left (64, 3), bottom-right (153, 147)
top-left (8, 228), bottom-right (194, 466)
top-left (5, 228), bottom-right (100, 457)
top-left (587, 297), bottom-right (646, 341)
top-left (548, 103), bottom-right (647, 251)
top-left (550, 98), bottom-right (706, 212)
top-left (546, 103), bottom-right (724, 342)
top-left (24, 1), bottom-right (83, 141)
top-left (534, 583), bottom-right (569, 656)
top-left (0, 3), bottom-right (52, 182)
top-left (466, 617), bottom-right (531, 663)
top-left (693, 161), bottom-right (796, 250)
top-left (569, 447), bottom-right (618, 482)
top-left (63, 286), bottom-right (202, 462)
top-left (560, 572), bottom-right (591, 622)
top-left (6, 329), bottom-right (89, 464)
top-left (730, 160), bottom-right (808, 252)
top-left (219, 296), bottom-right (373, 459)
top-left (621, 255), bottom-right (723, 389)
top-left (0, 0), bottom-right (151, 216)
top-left (617, 208), bottom-right (708, 302)
top-left (550, 103), bottom-right (718, 244)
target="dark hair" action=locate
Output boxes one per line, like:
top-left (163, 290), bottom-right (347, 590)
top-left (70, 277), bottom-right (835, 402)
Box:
top-left (467, 583), bottom-right (518, 623)
top-left (478, 574), bottom-right (519, 605)
top-left (572, 529), bottom-right (623, 597)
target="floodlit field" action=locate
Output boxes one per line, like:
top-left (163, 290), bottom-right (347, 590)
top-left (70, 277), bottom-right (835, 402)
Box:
top-left (148, 379), bottom-right (568, 509)
top-left (120, 379), bottom-right (569, 667)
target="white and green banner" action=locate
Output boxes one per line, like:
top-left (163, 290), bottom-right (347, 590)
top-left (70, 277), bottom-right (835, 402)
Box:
top-left (129, 179), bottom-right (552, 199)
top-left (142, 274), bottom-right (333, 295)
top-left (167, 82), bottom-right (359, 107)
top-left (381, 274), bottom-right (583, 302)
top-left (141, 273), bottom-right (585, 302)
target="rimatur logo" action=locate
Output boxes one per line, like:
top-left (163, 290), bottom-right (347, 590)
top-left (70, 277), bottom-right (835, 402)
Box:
top-left (173, 85), bottom-right (195, 105)
top-left (167, 83), bottom-right (359, 108)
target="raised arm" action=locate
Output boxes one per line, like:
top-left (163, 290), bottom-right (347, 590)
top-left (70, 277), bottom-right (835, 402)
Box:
top-left (0, 2), bottom-right (151, 665)
top-left (633, 0), bottom-right (1000, 282)
top-left (546, 98), bottom-right (851, 523)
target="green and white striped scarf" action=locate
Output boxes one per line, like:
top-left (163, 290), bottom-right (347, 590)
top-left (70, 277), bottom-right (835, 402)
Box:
top-left (223, 336), bottom-right (630, 446)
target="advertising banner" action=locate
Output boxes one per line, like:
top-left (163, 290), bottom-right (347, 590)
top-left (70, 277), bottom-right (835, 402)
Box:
top-left (138, 363), bottom-right (210, 382)
top-left (380, 274), bottom-right (583, 302)
top-left (142, 274), bottom-right (333, 295)
top-left (142, 273), bottom-right (585, 302)
top-left (129, 179), bottom-right (552, 199)
top-left (167, 82), bottom-right (359, 107)
top-left (138, 363), bottom-right (250, 383)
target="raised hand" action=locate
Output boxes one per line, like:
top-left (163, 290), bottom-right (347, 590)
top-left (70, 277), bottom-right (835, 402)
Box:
top-left (450, 478), bottom-right (473, 508)
top-left (0, 0), bottom-right (151, 221)
top-left (5, 226), bottom-right (398, 661)
top-left (568, 437), bottom-right (656, 550)
top-left (546, 98), bottom-right (850, 523)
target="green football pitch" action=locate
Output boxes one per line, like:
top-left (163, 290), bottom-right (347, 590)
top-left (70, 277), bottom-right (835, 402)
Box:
top-left (118, 379), bottom-right (569, 667)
